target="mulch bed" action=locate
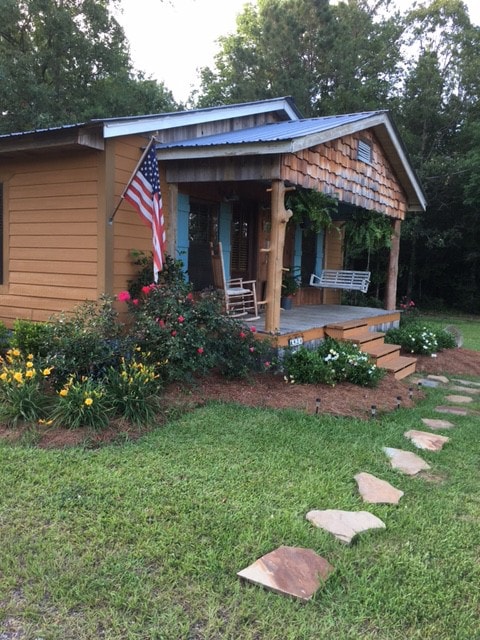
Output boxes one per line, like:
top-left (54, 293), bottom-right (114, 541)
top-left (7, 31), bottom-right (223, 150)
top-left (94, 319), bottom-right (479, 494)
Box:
top-left (1, 348), bottom-right (479, 449)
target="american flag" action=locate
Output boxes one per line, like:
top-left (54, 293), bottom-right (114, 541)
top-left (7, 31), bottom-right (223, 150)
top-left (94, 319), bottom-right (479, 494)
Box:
top-left (124, 140), bottom-right (166, 281)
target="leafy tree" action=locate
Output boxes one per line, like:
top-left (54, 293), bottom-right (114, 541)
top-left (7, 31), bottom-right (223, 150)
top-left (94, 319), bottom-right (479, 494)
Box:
top-left (0, 0), bottom-right (178, 133)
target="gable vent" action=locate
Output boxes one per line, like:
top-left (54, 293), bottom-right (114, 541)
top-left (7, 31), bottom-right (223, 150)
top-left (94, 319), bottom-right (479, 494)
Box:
top-left (357, 139), bottom-right (372, 164)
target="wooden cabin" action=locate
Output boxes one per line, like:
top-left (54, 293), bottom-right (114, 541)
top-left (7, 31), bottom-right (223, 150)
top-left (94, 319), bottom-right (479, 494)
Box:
top-left (0, 97), bottom-right (425, 339)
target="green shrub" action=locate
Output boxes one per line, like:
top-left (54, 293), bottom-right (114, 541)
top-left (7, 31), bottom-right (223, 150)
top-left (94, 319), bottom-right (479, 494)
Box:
top-left (51, 376), bottom-right (112, 430)
top-left (0, 349), bottom-right (53, 426)
top-left (44, 296), bottom-right (127, 387)
top-left (12, 320), bottom-right (54, 358)
top-left (436, 328), bottom-right (458, 350)
top-left (105, 353), bottom-right (162, 426)
top-left (283, 338), bottom-right (384, 388)
top-left (0, 321), bottom-right (11, 354)
top-left (121, 258), bottom-right (274, 382)
top-left (385, 322), bottom-right (438, 355)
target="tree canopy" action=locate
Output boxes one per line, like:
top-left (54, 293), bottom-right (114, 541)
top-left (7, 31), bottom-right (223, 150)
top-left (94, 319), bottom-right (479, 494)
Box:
top-left (0, 0), bottom-right (178, 133)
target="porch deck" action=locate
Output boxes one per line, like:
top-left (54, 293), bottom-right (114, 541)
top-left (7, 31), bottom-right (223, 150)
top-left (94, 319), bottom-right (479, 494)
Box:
top-left (254, 304), bottom-right (400, 347)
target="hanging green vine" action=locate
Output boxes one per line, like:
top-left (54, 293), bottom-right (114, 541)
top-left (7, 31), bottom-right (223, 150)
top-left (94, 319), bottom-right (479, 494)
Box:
top-left (286, 189), bottom-right (338, 234)
top-left (343, 209), bottom-right (392, 270)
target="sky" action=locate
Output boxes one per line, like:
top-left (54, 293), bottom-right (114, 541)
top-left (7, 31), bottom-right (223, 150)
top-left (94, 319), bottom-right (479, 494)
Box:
top-left (116, 0), bottom-right (480, 104)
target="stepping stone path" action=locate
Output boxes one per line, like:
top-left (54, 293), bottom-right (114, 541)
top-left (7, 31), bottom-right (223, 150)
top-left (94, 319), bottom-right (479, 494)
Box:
top-left (238, 367), bottom-right (479, 600)
top-left (383, 447), bottom-right (431, 475)
top-left (354, 472), bottom-right (404, 505)
top-left (445, 394), bottom-right (473, 404)
top-left (421, 417), bottom-right (455, 430)
top-left (237, 546), bottom-right (334, 601)
top-left (404, 430), bottom-right (449, 452)
top-left (306, 509), bottom-right (386, 544)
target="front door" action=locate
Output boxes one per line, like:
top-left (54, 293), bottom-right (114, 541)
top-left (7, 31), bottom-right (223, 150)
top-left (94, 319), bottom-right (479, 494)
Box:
top-left (230, 202), bottom-right (256, 281)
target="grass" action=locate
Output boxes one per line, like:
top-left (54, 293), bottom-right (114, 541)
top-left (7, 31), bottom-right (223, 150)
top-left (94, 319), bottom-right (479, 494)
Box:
top-left (417, 312), bottom-right (480, 351)
top-left (1, 380), bottom-right (479, 639)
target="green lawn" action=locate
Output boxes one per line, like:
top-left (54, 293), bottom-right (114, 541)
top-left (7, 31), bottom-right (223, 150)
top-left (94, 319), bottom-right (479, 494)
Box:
top-left (417, 312), bottom-right (480, 351)
top-left (1, 382), bottom-right (479, 639)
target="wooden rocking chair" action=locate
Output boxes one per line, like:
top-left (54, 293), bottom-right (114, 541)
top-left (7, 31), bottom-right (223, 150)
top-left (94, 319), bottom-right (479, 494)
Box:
top-left (210, 242), bottom-right (259, 320)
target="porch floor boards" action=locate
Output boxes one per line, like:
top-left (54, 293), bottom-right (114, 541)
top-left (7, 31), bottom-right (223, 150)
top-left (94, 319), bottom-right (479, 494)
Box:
top-left (254, 304), bottom-right (398, 336)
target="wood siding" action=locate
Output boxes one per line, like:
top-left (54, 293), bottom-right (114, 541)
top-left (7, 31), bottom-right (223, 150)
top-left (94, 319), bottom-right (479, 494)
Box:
top-left (281, 130), bottom-right (408, 220)
top-left (0, 152), bottom-right (102, 325)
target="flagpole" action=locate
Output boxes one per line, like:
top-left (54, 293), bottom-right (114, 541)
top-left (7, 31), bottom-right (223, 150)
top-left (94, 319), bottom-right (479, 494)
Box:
top-left (108, 136), bottom-right (157, 225)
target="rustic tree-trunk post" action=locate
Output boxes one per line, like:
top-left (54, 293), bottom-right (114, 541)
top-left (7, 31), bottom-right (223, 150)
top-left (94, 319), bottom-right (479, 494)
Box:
top-left (385, 218), bottom-right (401, 310)
top-left (265, 180), bottom-right (292, 333)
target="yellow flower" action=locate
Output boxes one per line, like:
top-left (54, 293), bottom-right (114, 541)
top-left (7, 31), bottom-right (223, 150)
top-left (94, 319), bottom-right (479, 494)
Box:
top-left (13, 371), bottom-right (23, 383)
top-left (42, 367), bottom-right (52, 376)
top-left (38, 419), bottom-right (53, 426)
top-left (25, 369), bottom-right (34, 378)
top-left (59, 388), bottom-right (68, 397)
top-left (27, 354), bottom-right (34, 360)
top-left (0, 372), bottom-right (7, 381)
top-left (26, 361), bottom-right (34, 368)
top-left (84, 397), bottom-right (93, 406)
top-left (12, 349), bottom-right (21, 357)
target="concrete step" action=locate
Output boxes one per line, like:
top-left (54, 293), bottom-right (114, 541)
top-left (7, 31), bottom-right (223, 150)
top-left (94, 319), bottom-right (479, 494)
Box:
top-left (324, 319), bottom-right (369, 340)
top-left (363, 342), bottom-right (401, 367)
top-left (382, 355), bottom-right (417, 380)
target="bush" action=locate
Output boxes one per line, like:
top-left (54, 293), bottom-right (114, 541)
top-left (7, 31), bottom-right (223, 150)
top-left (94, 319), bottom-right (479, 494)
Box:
top-left (105, 352), bottom-right (162, 425)
top-left (121, 257), bottom-right (274, 382)
top-left (43, 296), bottom-right (127, 387)
top-left (12, 320), bottom-right (54, 358)
top-left (385, 322), bottom-right (438, 355)
top-left (51, 376), bottom-right (112, 430)
top-left (283, 338), bottom-right (385, 388)
top-left (0, 349), bottom-right (53, 426)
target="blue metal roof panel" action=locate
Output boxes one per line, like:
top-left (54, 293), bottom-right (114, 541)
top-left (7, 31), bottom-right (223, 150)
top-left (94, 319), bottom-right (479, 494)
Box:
top-left (155, 112), bottom-right (384, 150)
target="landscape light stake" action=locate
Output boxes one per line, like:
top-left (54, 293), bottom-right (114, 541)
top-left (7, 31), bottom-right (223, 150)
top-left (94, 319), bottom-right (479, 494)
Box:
top-left (371, 404), bottom-right (377, 419)
top-left (408, 386), bottom-right (414, 400)
top-left (396, 396), bottom-right (402, 410)
top-left (315, 398), bottom-right (321, 415)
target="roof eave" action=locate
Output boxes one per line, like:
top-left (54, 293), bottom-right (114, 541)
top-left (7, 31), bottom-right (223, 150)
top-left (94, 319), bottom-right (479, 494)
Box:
top-left (0, 125), bottom-right (104, 156)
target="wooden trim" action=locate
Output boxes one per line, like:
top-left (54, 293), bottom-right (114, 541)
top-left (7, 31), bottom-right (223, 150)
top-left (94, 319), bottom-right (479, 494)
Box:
top-left (385, 218), bottom-right (401, 310)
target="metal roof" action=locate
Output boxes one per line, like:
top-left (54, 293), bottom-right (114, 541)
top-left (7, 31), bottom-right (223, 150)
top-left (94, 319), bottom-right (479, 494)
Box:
top-left (155, 112), bottom-right (383, 150)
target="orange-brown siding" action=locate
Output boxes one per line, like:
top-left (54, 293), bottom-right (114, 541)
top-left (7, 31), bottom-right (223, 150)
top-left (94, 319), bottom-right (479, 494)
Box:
top-left (281, 130), bottom-right (408, 220)
top-left (0, 152), bottom-right (102, 325)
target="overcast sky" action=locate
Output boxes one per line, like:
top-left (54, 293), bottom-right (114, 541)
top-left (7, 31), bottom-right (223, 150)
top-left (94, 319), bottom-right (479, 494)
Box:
top-left (116, 0), bottom-right (480, 104)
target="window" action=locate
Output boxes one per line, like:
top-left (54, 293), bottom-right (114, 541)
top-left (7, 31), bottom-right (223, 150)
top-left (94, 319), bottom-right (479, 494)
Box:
top-left (357, 139), bottom-right (372, 164)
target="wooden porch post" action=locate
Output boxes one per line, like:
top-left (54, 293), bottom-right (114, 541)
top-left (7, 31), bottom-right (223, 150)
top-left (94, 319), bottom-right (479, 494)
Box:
top-left (265, 180), bottom-right (292, 333)
top-left (385, 218), bottom-right (401, 310)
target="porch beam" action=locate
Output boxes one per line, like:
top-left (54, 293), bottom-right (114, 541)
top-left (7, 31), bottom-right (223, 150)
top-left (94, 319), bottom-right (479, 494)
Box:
top-left (265, 180), bottom-right (293, 333)
top-left (385, 218), bottom-right (401, 310)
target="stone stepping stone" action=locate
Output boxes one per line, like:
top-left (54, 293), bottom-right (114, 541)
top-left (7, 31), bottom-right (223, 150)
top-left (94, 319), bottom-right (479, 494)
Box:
top-left (421, 418), bottom-right (455, 430)
top-left (354, 472), bottom-right (404, 505)
top-left (306, 509), bottom-right (386, 544)
top-left (404, 430), bottom-right (449, 452)
top-left (452, 378), bottom-right (480, 388)
top-left (435, 405), bottom-right (468, 416)
top-left (416, 378), bottom-right (441, 388)
top-left (427, 375), bottom-right (449, 384)
top-left (383, 447), bottom-right (431, 476)
top-left (449, 385), bottom-right (480, 395)
top-left (237, 546), bottom-right (334, 601)
top-left (445, 394), bottom-right (473, 404)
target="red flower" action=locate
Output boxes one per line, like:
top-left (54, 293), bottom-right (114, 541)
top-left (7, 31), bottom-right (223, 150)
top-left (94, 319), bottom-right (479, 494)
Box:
top-left (186, 292), bottom-right (194, 301)
top-left (171, 330), bottom-right (177, 337)
top-left (197, 347), bottom-right (204, 355)
top-left (177, 315), bottom-right (185, 323)
top-left (250, 326), bottom-right (257, 332)
top-left (239, 331), bottom-right (246, 339)
top-left (117, 291), bottom-right (131, 302)
top-left (141, 285), bottom-right (151, 295)
top-left (157, 319), bottom-right (165, 327)
top-left (249, 347), bottom-right (255, 353)
top-left (132, 298), bottom-right (139, 306)
top-left (264, 361), bottom-right (271, 368)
